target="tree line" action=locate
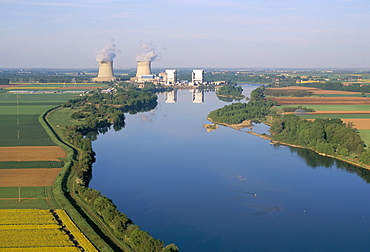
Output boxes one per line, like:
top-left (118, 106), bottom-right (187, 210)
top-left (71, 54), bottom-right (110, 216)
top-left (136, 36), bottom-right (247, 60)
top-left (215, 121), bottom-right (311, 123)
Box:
top-left (62, 87), bottom-right (178, 252)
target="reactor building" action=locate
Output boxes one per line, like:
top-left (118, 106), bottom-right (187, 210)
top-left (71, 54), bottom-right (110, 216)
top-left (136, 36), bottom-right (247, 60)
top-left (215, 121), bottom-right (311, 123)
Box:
top-left (191, 69), bottom-right (204, 85)
top-left (92, 61), bottom-right (118, 82)
top-left (164, 69), bottom-right (177, 84)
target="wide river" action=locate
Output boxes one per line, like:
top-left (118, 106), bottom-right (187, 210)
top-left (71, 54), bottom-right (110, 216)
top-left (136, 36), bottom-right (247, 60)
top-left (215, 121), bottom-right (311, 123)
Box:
top-left (91, 84), bottom-right (370, 251)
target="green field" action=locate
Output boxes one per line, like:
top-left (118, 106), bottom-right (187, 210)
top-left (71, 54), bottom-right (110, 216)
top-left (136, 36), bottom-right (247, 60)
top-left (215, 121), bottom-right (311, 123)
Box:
top-left (359, 130), bottom-right (370, 148)
top-left (0, 93), bottom-right (77, 146)
top-left (0, 115), bottom-right (56, 146)
top-left (0, 187), bottom-right (58, 209)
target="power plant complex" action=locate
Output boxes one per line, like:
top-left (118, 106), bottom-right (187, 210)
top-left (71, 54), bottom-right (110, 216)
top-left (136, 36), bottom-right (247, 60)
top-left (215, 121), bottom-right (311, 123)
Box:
top-left (92, 42), bottom-right (209, 86)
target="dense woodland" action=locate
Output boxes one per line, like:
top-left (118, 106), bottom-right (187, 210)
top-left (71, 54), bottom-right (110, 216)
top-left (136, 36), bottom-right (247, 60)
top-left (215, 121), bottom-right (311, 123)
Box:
top-left (270, 115), bottom-right (365, 156)
top-left (208, 86), bottom-right (276, 124)
top-left (216, 84), bottom-right (245, 99)
top-left (62, 87), bottom-right (178, 252)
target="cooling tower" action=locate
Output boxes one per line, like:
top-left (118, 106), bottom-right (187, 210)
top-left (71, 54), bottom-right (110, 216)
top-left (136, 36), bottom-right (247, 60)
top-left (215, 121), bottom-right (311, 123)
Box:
top-left (92, 61), bottom-right (117, 82)
top-left (136, 61), bottom-right (151, 77)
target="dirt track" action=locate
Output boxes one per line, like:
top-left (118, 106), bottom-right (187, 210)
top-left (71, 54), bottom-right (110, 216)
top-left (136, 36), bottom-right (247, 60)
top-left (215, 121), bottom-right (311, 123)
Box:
top-left (0, 168), bottom-right (62, 187)
top-left (0, 146), bottom-right (66, 162)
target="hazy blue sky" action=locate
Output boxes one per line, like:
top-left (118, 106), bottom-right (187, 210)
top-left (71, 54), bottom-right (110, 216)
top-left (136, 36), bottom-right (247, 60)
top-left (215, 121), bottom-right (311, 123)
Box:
top-left (1, 0), bottom-right (370, 69)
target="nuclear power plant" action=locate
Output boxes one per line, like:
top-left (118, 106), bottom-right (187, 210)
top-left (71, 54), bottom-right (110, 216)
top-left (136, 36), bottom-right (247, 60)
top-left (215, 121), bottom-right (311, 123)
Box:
top-left (92, 61), bottom-right (118, 82)
top-left (93, 41), bottom-right (224, 87)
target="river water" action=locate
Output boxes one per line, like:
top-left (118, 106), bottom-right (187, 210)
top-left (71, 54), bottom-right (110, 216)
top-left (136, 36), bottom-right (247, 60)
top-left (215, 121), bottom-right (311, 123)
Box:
top-left (90, 84), bottom-right (370, 252)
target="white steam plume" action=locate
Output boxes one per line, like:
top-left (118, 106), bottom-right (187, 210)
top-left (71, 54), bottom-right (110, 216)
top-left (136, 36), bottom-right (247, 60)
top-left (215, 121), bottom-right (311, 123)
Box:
top-left (96, 40), bottom-right (117, 62)
top-left (136, 41), bottom-right (158, 62)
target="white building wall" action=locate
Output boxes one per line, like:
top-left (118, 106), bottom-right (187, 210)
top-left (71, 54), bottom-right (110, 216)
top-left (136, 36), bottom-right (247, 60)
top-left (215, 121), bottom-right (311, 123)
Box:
top-left (165, 69), bottom-right (177, 84)
top-left (192, 69), bottom-right (204, 85)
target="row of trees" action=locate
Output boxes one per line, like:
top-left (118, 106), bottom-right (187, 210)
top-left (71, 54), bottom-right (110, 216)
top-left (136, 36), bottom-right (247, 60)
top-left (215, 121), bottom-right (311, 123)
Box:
top-left (208, 86), bottom-right (277, 124)
top-left (281, 106), bottom-right (315, 113)
top-left (299, 81), bottom-right (370, 94)
top-left (62, 87), bottom-right (178, 252)
top-left (0, 78), bottom-right (9, 85)
top-left (77, 186), bottom-right (178, 252)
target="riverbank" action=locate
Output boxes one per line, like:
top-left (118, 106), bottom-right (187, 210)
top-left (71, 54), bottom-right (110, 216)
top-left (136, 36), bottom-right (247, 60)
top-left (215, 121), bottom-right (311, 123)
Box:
top-left (246, 128), bottom-right (370, 171)
top-left (207, 117), bottom-right (252, 130)
top-left (209, 116), bottom-right (370, 172)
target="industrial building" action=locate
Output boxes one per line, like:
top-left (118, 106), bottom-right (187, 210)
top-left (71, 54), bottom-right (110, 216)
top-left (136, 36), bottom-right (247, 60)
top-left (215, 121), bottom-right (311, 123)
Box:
top-left (191, 69), bottom-right (204, 85)
top-left (92, 61), bottom-right (118, 82)
top-left (164, 69), bottom-right (177, 84)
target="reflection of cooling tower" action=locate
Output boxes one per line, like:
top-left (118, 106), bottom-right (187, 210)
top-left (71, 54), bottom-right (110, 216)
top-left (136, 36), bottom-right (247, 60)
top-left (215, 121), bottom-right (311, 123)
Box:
top-left (136, 61), bottom-right (151, 77)
top-left (92, 61), bottom-right (117, 82)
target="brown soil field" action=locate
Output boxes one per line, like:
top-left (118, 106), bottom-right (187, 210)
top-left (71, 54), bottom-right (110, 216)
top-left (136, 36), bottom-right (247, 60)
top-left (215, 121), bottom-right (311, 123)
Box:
top-left (341, 119), bottom-right (370, 130)
top-left (267, 86), bottom-right (363, 95)
top-left (0, 84), bottom-right (24, 88)
top-left (306, 118), bottom-right (370, 130)
top-left (0, 146), bottom-right (66, 162)
top-left (0, 168), bottom-right (62, 187)
top-left (269, 96), bottom-right (370, 105)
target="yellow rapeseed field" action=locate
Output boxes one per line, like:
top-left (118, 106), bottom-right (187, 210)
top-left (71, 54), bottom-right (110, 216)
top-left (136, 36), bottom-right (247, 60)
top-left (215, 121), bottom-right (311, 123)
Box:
top-left (56, 209), bottom-right (98, 252)
top-left (0, 209), bottom-right (95, 251)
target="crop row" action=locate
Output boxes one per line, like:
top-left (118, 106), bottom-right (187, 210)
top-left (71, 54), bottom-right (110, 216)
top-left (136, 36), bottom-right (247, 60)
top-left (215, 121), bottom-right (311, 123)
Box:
top-left (0, 228), bottom-right (74, 247)
top-left (0, 209), bottom-right (57, 225)
top-left (0, 224), bottom-right (60, 230)
top-left (56, 209), bottom-right (98, 252)
top-left (0, 247), bottom-right (81, 252)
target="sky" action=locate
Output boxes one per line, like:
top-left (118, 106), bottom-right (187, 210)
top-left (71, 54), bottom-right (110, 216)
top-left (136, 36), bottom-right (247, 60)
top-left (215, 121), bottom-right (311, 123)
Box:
top-left (1, 0), bottom-right (370, 69)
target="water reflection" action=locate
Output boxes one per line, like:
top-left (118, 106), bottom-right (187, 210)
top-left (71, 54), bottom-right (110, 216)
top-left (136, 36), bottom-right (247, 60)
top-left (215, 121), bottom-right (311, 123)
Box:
top-left (192, 89), bottom-right (204, 103)
top-left (273, 144), bottom-right (370, 184)
top-left (165, 90), bottom-right (177, 103)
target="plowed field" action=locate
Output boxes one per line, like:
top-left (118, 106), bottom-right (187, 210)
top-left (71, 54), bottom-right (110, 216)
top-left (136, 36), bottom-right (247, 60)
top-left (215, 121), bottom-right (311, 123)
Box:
top-left (0, 168), bottom-right (62, 187)
top-left (269, 96), bottom-right (370, 105)
top-left (341, 119), bottom-right (370, 130)
top-left (267, 86), bottom-right (363, 95)
top-left (0, 146), bottom-right (66, 161)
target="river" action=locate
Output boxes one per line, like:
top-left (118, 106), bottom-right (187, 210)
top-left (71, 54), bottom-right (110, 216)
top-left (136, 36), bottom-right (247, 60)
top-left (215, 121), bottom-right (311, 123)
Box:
top-left (90, 84), bottom-right (370, 252)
